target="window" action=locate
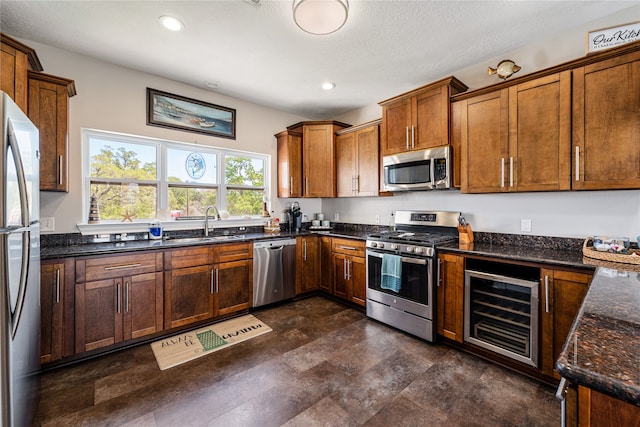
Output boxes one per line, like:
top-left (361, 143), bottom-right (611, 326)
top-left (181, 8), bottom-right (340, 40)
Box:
top-left (83, 129), bottom-right (268, 222)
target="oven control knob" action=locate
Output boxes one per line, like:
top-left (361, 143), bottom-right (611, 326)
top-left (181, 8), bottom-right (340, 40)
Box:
top-left (378, 242), bottom-right (385, 249)
top-left (415, 247), bottom-right (424, 255)
top-left (406, 246), bottom-right (414, 253)
top-left (370, 242), bottom-right (377, 248)
top-left (391, 244), bottom-right (399, 250)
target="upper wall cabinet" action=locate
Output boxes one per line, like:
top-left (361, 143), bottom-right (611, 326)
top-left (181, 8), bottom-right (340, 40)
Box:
top-left (275, 129), bottom-right (303, 198)
top-left (379, 76), bottom-right (468, 156)
top-left (572, 49), bottom-right (640, 190)
top-left (28, 71), bottom-right (76, 192)
top-left (459, 71), bottom-right (572, 193)
top-left (285, 120), bottom-right (350, 198)
top-left (335, 120), bottom-right (381, 197)
top-left (0, 33), bottom-right (43, 113)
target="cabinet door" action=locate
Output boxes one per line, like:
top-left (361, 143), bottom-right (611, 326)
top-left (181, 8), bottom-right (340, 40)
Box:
top-left (303, 124), bottom-right (336, 197)
top-left (276, 130), bottom-right (302, 197)
top-left (216, 259), bottom-right (252, 317)
top-left (28, 74), bottom-right (70, 192)
top-left (320, 236), bottom-right (333, 293)
top-left (41, 261), bottom-right (64, 364)
top-left (573, 50), bottom-right (640, 190)
top-left (355, 125), bottom-right (380, 197)
top-left (509, 71), bottom-right (571, 192)
top-left (436, 253), bottom-right (465, 343)
top-left (164, 265), bottom-right (215, 329)
top-left (381, 97), bottom-right (412, 155)
top-left (335, 132), bottom-right (356, 197)
top-left (297, 236), bottom-right (320, 295)
top-left (0, 39), bottom-right (29, 111)
top-left (540, 269), bottom-right (591, 378)
top-left (75, 278), bottom-right (122, 353)
top-left (123, 272), bottom-right (163, 341)
top-left (332, 253), bottom-right (350, 300)
top-left (414, 86), bottom-right (449, 150)
top-left (461, 89), bottom-right (509, 193)
top-left (349, 256), bottom-right (366, 307)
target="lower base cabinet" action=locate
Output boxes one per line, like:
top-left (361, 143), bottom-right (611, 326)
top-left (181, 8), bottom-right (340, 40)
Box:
top-left (296, 236), bottom-right (320, 295)
top-left (330, 238), bottom-right (366, 307)
top-left (40, 259), bottom-right (74, 364)
top-left (436, 253), bottom-right (465, 343)
top-left (563, 384), bottom-right (640, 427)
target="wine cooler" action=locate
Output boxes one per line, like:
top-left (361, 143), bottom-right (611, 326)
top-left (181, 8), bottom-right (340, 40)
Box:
top-left (464, 264), bottom-right (539, 368)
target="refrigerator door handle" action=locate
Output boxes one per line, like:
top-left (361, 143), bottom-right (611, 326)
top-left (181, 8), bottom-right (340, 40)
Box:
top-left (2, 231), bottom-right (31, 339)
top-left (7, 120), bottom-right (30, 228)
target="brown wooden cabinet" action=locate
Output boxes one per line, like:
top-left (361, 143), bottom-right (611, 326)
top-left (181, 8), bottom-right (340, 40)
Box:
top-left (40, 259), bottom-right (75, 364)
top-left (572, 49), bottom-right (640, 190)
top-left (379, 77), bottom-right (467, 156)
top-left (436, 253), bottom-right (465, 343)
top-left (296, 235), bottom-right (320, 295)
top-left (330, 238), bottom-right (366, 307)
top-left (575, 386), bottom-right (640, 427)
top-left (540, 268), bottom-right (591, 378)
top-left (335, 120), bottom-right (381, 197)
top-left (286, 121), bottom-right (350, 198)
top-left (28, 71), bottom-right (76, 192)
top-left (460, 71), bottom-right (572, 193)
top-left (0, 33), bottom-right (42, 113)
top-left (164, 243), bottom-right (252, 329)
top-left (275, 129), bottom-right (303, 198)
top-left (319, 236), bottom-right (333, 293)
top-left (75, 252), bottom-right (163, 353)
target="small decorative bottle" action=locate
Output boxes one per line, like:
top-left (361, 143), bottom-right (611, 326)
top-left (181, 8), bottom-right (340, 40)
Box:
top-left (88, 195), bottom-right (100, 224)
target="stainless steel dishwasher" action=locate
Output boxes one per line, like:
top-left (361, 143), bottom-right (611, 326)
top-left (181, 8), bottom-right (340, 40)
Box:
top-left (253, 238), bottom-right (297, 307)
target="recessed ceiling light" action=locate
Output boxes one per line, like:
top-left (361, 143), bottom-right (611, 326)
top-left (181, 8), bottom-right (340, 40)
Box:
top-left (322, 82), bottom-right (336, 90)
top-left (159, 15), bottom-right (184, 31)
top-left (204, 80), bottom-right (221, 89)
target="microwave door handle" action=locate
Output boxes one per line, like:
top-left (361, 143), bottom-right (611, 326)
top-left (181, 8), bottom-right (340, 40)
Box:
top-left (430, 158), bottom-right (436, 189)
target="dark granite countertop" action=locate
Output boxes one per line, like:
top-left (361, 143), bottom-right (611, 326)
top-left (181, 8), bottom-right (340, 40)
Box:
top-left (556, 267), bottom-right (640, 407)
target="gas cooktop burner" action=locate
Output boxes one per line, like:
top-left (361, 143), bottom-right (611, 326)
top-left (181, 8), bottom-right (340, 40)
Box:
top-left (368, 231), bottom-right (457, 245)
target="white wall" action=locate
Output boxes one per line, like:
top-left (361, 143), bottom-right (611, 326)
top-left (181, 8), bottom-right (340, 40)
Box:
top-left (26, 39), bottom-right (322, 233)
top-left (329, 6), bottom-right (640, 239)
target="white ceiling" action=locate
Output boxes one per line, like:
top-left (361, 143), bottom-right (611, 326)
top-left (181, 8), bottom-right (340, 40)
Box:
top-left (1, 1), bottom-right (637, 119)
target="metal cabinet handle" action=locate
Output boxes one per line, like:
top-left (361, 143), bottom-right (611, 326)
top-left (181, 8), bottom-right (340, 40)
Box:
top-left (58, 155), bottom-right (63, 186)
top-left (411, 125), bottom-right (415, 149)
top-left (125, 281), bottom-right (130, 312)
top-left (290, 176), bottom-right (293, 193)
top-left (305, 177), bottom-right (309, 195)
top-left (405, 127), bottom-right (409, 150)
top-left (104, 263), bottom-right (141, 271)
top-left (509, 157), bottom-right (514, 187)
top-left (575, 146), bottom-right (580, 181)
top-left (216, 268), bottom-right (219, 293)
top-left (117, 282), bottom-right (121, 313)
top-left (55, 268), bottom-right (60, 304)
top-left (343, 258), bottom-right (347, 280)
top-left (501, 158), bottom-right (505, 188)
top-left (337, 245), bottom-right (357, 251)
top-left (210, 269), bottom-right (215, 294)
top-left (303, 241), bottom-right (307, 261)
top-left (555, 378), bottom-right (568, 427)
top-left (544, 275), bottom-right (550, 313)
top-left (437, 259), bottom-right (441, 287)
top-left (355, 176), bottom-right (359, 193)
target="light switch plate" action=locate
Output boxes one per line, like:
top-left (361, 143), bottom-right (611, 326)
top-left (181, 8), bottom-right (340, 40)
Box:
top-left (520, 219), bottom-right (532, 233)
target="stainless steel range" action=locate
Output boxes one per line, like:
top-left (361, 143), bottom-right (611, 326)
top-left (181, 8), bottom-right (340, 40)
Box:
top-left (365, 210), bottom-right (460, 342)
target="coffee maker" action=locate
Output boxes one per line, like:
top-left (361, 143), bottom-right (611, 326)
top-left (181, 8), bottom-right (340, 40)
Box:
top-left (285, 202), bottom-right (302, 232)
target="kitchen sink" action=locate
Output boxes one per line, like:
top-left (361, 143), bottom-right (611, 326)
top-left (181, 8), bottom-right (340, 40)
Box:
top-left (165, 235), bottom-right (245, 244)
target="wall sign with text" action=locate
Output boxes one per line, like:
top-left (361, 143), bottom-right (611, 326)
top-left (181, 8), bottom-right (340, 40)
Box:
top-left (586, 21), bottom-right (640, 54)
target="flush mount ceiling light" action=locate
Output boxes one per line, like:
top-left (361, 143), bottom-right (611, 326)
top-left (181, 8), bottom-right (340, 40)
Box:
top-left (321, 82), bottom-right (336, 90)
top-left (293, 0), bottom-right (349, 35)
top-left (204, 80), bottom-right (221, 89)
top-left (159, 15), bottom-right (184, 32)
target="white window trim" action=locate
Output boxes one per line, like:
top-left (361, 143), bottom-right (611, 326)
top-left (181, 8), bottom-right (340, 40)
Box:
top-left (79, 128), bottom-right (270, 235)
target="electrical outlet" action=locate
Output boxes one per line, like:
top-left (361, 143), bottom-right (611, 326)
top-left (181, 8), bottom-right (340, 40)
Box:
top-left (375, 214), bottom-right (380, 223)
top-left (520, 219), bottom-right (532, 233)
top-left (41, 217), bottom-right (55, 232)
top-left (334, 213), bottom-right (340, 221)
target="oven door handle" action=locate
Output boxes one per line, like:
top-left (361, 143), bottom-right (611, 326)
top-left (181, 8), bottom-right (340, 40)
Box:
top-left (366, 250), bottom-right (427, 265)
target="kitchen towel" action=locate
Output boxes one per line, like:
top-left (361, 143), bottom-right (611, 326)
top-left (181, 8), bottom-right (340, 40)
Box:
top-left (380, 253), bottom-right (402, 292)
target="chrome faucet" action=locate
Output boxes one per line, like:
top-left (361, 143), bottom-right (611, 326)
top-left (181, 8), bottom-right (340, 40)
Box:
top-left (204, 206), bottom-right (221, 237)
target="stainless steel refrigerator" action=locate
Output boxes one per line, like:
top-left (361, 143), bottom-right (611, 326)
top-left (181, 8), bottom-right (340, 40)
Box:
top-left (0, 91), bottom-right (40, 426)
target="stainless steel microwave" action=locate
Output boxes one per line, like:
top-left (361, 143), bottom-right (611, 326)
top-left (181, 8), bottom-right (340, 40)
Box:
top-left (383, 145), bottom-right (452, 191)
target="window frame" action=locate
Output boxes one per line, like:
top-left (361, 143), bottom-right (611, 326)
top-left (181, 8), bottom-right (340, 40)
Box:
top-left (81, 128), bottom-right (269, 232)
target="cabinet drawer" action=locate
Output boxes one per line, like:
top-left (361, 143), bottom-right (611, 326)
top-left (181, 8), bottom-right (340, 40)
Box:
top-left (215, 242), bottom-right (252, 263)
top-left (165, 246), bottom-right (213, 270)
top-left (331, 238), bottom-right (365, 256)
top-left (77, 252), bottom-right (162, 282)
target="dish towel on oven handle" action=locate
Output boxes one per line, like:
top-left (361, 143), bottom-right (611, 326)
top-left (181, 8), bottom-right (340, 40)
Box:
top-left (380, 253), bottom-right (402, 292)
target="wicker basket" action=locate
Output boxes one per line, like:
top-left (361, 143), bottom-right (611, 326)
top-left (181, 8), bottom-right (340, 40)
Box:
top-left (582, 237), bottom-right (640, 265)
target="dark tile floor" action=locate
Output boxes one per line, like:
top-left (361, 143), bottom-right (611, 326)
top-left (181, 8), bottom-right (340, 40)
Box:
top-left (34, 296), bottom-right (560, 426)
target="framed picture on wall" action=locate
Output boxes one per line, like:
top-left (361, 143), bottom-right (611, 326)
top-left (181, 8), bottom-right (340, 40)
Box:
top-left (146, 88), bottom-right (236, 140)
